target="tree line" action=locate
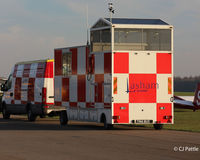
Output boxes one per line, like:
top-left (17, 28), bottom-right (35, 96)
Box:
top-left (174, 76), bottom-right (200, 92)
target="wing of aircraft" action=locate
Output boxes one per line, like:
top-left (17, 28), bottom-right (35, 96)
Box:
top-left (174, 83), bottom-right (200, 111)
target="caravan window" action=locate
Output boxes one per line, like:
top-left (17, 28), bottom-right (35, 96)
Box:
top-left (114, 29), bottom-right (143, 50)
top-left (114, 28), bottom-right (171, 51)
top-left (143, 29), bottom-right (171, 51)
top-left (62, 52), bottom-right (72, 76)
top-left (91, 29), bottom-right (111, 52)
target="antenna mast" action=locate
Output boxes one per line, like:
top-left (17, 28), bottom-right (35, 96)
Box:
top-left (86, 3), bottom-right (89, 45)
top-left (108, 2), bottom-right (114, 24)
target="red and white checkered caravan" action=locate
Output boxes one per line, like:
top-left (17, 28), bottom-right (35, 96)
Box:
top-left (55, 18), bottom-right (174, 129)
top-left (1, 59), bottom-right (57, 121)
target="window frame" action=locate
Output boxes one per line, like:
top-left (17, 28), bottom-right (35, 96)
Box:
top-left (62, 52), bottom-right (72, 76)
top-left (114, 28), bottom-right (172, 51)
top-left (90, 28), bottom-right (111, 52)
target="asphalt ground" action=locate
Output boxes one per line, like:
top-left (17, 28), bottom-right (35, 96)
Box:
top-left (0, 115), bottom-right (199, 160)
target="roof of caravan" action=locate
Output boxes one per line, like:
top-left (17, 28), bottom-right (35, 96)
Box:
top-left (105, 18), bottom-right (169, 25)
top-left (91, 18), bottom-right (170, 29)
top-left (16, 59), bottom-right (53, 65)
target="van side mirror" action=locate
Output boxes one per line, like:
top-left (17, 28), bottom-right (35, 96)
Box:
top-left (1, 84), bottom-right (6, 91)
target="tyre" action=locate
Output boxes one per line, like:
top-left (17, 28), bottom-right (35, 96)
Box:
top-left (2, 103), bottom-right (10, 119)
top-left (60, 111), bottom-right (68, 125)
top-left (40, 115), bottom-right (45, 118)
top-left (27, 107), bottom-right (37, 122)
top-left (102, 115), bottom-right (113, 130)
top-left (153, 124), bottom-right (163, 130)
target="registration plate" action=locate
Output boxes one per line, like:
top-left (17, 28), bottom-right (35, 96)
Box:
top-left (136, 120), bottom-right (153, 124)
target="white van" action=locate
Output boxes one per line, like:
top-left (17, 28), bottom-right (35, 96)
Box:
top-left (1, 59), bottom-right (63, 121)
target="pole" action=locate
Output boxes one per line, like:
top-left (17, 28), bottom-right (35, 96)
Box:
top-left (86, 3), bottom-right (89, 45)
top-left (108, 3), bottom-right (114, 24)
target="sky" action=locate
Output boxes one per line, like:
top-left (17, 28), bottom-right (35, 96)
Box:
top-left (0, 0), bottom-right (200, 78)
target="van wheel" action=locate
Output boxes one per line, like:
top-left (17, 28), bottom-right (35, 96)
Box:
top-left (60, 111), bottom-right (68, 125)
top-left (40, 115), bottom-right (45, 118)
top-left (153, 124), bottom-right (163, 130)
top-left (2, 104), bottom-right (10, 119)
top-left (101, 115), bottom-right (113, 130)
top-left (27, 108), bottom-right (37, 122)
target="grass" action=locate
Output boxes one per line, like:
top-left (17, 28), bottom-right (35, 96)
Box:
top-left (136, 108), bottom-right (200, 132)
top-left (163, 109), bottom-right (200, 132)
top-left (169, 92), bottom-right (200, 132)
top-left (174, 92), bottom-right (194, 96)
top-left (133, 91), bottom-right (200, 132)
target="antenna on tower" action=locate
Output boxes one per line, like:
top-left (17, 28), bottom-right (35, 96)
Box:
top-left (108, 2), bottom-right (115, 24)
top-left (86, 3), bottom-right (89, 46)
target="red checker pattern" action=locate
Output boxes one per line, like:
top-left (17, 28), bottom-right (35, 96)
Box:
top-left (86, 47), bottom-right (89, 73)
top-left (22, 101), bottom-right (27, 104)
top-left (62, 78), bottom-right (69, 101)
top-left (36, 62), bottom-right (46, 78)
top-left (23, 64), bottom-right (31, 77)
top-left (54, 50), bottom-right (62, 76)
top-left (78, 75), bottom-right (86, 102)
top-left (129, 74), bottom-right (157, 103)
top-left (55, 101), bottom-right (62, 106)
top-left (95, 74), bottom-right (104, 102)
top-left (157, 103), bottom-right (172, 123)
top-left (13, 65), bottom-right (18, 78)
top-left (11, 100), bottom-right (14, 104)
top-left (28, 78), bottom-right (35, 102)
top-left (14, 78), bottom-right (21, 100)
top-left (70, 48), bottom-right (77, 75)
top-left (45, 61), bottom-right (53, 78)
top-left (86, 102), bottom-right (95, 108)
top-left (113, 103), bottom-right (129, 123)
top-left (104, 53), bottom-right (111, 73)
top-left (114, 52), bottom-right (129, 73)
top-left (70, 102), bottom-right (77, 108)
top-left (157, 53), bottom-right (172, 74)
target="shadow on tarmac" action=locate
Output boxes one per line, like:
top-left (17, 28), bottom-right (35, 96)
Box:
top-left (0, 115), bottom-right (153, 131)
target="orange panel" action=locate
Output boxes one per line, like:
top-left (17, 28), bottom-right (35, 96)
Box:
top-left (168, 77), bottom-right (172, 94)
top-left (113, 77), bottom-right (117, 94)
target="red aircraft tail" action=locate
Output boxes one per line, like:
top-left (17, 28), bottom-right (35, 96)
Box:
top-left (193, 83), bottom-right (200, 110)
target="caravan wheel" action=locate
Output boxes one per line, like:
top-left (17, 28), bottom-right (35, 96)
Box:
top-left (27, 107), bottom-right (37, 122)
top-left (153, 124), bottom-right (163, 130)
top-left (101, 114), bottom-right (113, 130)
top-left (60, 111), bottom-right (68, 125)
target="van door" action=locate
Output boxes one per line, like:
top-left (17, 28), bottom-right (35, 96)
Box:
top-left (3, 74), bottom-right (14, 111)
